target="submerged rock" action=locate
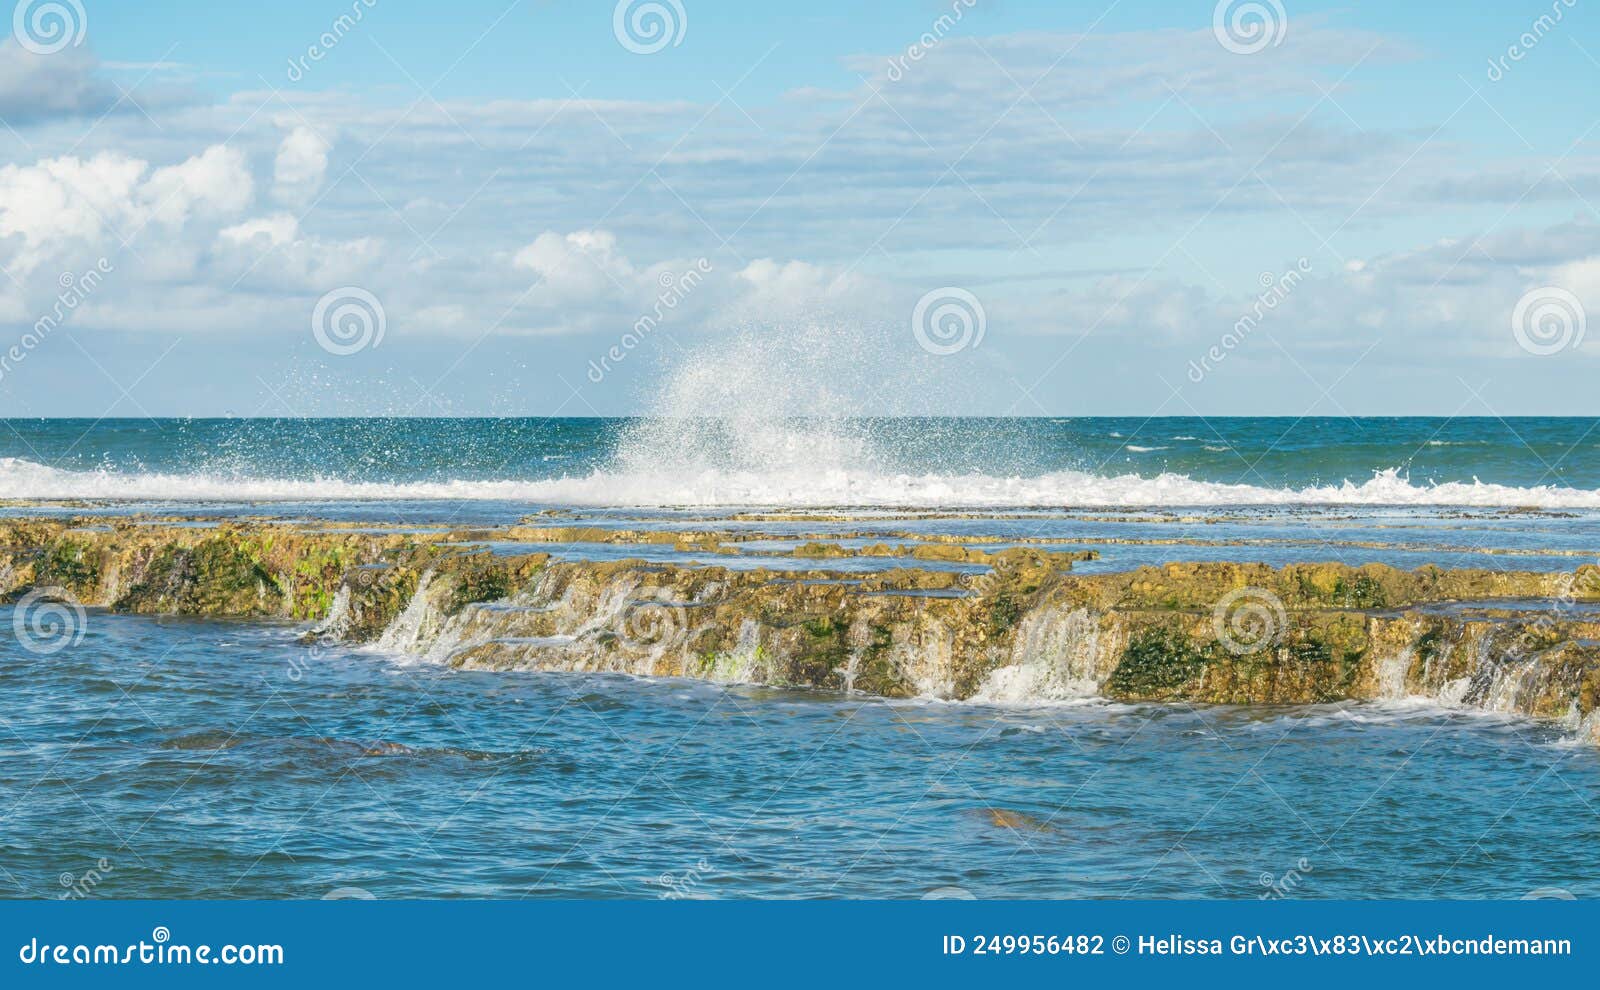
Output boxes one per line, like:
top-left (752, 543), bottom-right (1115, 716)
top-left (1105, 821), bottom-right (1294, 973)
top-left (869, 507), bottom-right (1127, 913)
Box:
top-left (982, 808), bottom-right (1057, 834)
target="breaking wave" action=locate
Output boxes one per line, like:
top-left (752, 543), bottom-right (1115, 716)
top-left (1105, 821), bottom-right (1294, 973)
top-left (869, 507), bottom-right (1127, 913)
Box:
top-left (5, 456), bottom-right (1600, 508)
top-left (7, 323), bottom-right (1600, 510)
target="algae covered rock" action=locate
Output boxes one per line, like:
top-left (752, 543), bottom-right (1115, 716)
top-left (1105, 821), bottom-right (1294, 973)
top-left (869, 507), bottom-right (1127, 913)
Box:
top-left (2, 516), bottom-right (1598, 738)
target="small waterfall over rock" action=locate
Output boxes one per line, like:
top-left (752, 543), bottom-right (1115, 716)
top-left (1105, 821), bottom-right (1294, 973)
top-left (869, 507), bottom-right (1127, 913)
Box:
top-left (373, 571), bottom-right (445, 654)
top-left (1365, 610), bottom-right (1600, 741)
top-left (973, 607), bottom-right (1109, 702)
top-left (333, 556), bottom-right (1600, 743)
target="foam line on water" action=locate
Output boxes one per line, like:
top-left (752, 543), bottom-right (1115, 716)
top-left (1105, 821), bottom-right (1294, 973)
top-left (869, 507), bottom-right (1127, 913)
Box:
top-left (6, 457), bottom-right (1600, 508)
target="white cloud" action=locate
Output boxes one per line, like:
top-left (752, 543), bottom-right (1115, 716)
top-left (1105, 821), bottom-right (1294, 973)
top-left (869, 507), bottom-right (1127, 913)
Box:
top-left (272, 125), bottom-right (331, 205)
top-left (140, 144), bottom-right (253, 226)
top-left (513, 229), bottom-right (634, 298)
top-left (219, 214), bottom-right (299, 247)
top-left (0, 152), bottom-right (146, 265)
top-left (1, 24), bottom-right (1595, 413)
top-left (0, 143), bottom-right (250, 276)
top-left (729, 259), bottom-right (876, 317)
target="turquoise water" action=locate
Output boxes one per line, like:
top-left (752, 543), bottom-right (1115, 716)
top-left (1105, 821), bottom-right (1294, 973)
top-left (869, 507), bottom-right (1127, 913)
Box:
top-left (3, 416), bottom-right (1600, 900)
top-left (2, 417), bottom-right (1599, 506)
top-left (3, 610), bottom-right (1596, 900)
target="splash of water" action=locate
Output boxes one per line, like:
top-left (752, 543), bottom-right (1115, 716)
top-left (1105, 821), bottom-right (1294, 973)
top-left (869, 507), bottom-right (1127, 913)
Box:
top-left (614, 320), bottom-right (954, 476)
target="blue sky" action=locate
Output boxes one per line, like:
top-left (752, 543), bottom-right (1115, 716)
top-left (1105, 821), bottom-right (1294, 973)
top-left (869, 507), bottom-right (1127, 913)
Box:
top-left (0, 0), bottom-right (1597, 416)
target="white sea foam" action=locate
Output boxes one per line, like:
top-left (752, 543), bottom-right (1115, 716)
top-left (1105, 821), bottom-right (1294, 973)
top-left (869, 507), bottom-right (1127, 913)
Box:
top-left (5, 456), bottom-right (1600, 508)
top-left (8, 321), bottom-right (1599, 510)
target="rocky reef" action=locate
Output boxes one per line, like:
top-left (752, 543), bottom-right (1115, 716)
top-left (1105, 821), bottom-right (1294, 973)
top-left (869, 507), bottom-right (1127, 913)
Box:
top-left (4, 517), bottom-right (1599, 742)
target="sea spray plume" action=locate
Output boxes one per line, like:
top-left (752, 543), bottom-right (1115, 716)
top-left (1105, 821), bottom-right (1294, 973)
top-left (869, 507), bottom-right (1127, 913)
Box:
top-left (613, 323), bottom-right (873, 476)
top-left (610, 317), bottom-right (976, 500)
top-left (605, 314), bottom-right (1058, 495)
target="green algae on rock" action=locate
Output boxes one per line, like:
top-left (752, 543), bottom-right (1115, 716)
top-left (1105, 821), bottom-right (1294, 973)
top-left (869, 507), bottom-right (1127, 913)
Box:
top-left (3, 517), bottom-right (1599, 742)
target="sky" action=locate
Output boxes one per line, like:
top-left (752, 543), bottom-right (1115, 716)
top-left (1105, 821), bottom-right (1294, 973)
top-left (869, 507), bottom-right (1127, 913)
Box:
top-left (0, 0), bottom-right (1596, 417)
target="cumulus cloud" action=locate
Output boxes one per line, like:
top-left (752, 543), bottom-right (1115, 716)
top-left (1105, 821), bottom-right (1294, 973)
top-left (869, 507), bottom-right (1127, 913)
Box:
top-left (513, 229), bottom-right (635, 299)
top-left (0, 18), bottom-right (1594, 413)
top-left (141, 145), bottom-right (254, 226)
top-left (0, 144), bottom-right (251, 275)
top-left (272, 125), bottom-right (332, 205)
top-left (503, 229), bottom-right (716, 336)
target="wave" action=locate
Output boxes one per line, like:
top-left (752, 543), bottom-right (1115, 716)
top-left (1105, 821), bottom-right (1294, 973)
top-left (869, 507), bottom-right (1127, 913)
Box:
top-left (6, 457), bottom-right (1600, 509)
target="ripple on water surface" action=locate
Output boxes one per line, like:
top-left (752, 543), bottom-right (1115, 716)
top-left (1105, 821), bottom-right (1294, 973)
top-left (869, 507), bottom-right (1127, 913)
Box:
top-left (3, 610), bottom-right (1598, 899)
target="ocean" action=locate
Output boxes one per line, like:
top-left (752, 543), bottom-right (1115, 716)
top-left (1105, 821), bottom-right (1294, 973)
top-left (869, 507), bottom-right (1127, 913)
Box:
top-left (2, 416), bottom-right (1598, 900)
top-left (2, 416), bottom-right (1599, 506)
